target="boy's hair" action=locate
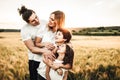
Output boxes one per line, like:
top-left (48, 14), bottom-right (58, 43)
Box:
top-left (18, 5), bottom-right (35, 23)
top-left (57, 28), bottom-right (72, 43)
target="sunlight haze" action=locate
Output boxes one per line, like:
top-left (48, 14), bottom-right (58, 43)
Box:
top-left (0, 0), bottom-right (120, 29)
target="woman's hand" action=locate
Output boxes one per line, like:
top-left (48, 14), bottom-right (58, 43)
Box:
top-left (43, 49), bottom-right (56, 61)
top-left (43, 42), bottom-right (55, 50)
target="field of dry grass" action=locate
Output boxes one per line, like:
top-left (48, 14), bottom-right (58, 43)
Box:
top-left (0, 32), bottom-right (28, 80)
top-left (0, 32), bottom-right (120, 80)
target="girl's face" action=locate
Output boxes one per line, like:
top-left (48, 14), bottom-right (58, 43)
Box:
top-left (57, 44), bottom-right (66, 54)
top-left (55, 31), bottom-right (65, 43)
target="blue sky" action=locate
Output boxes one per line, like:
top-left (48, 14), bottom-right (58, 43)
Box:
top-left (0, 0), bottom-right (120, 28)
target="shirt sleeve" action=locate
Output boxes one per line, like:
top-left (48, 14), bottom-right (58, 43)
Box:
top-left (20, 27), bottom-right (31, 41)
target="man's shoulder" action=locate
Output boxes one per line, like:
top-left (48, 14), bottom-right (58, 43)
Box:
top-left (21, 24), bottom-right (31, 30)
top-left (20, 24), bottom-right (31, 33)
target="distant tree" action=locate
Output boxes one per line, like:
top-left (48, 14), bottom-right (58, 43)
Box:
top-left (72, 30), bottom-right (76, 33)
top-left (114, 32), bottom-right (117, 35)
top-left (109, 29), bottom-right (112, 32)
top-left (98, 27), bottom-right (105, 32)
top-left (79, 30), bottom-right (82, 33)
top-left (0, 29), bottom-right (4, 32)
top-left (118, 29), bottom-right (120, 32)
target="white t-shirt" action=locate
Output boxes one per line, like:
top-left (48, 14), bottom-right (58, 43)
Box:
top-left (37, 60), bottom-right (46, 78)
top-left (49, 59), bottom-right (67, 80)
top-left (34, 27), bottom-right (57, 61)
top-left (36, 26), bottom-right (56, 43)
top-left (37, 27), bottom-right (57, 78)
top-left (37, 59), bottom-right (67, 80)
top-left (20, 20), bottom-right (47, 61)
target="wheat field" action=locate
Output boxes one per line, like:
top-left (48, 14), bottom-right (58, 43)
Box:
top-left (0, 32), bottom-right (120, 80)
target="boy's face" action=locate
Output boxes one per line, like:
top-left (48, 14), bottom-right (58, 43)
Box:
top-left (55, 31), bottom-right (64, 43)
top-left (28, 13), bottom-right (40, 26)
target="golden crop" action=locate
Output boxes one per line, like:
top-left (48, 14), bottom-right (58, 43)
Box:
top-left (0, 32), bottom-right (120, 80)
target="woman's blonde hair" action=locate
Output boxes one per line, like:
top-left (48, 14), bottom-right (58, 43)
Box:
top-left (51, 10), bottom-right (65, 28)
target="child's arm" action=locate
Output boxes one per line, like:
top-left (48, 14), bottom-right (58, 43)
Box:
top-left (63, 71), bottom-right (68, 80)
top-left (46, 66), bottom-right (51, 80)
top-left (59, 63), bottom-right (71, 69)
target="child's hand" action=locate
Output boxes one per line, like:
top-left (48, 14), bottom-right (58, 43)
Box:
top-left (56, 68), bottom-right (63, 76)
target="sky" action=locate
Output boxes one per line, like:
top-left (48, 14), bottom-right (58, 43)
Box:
top-left (0, 0), bottom-right (120, 29)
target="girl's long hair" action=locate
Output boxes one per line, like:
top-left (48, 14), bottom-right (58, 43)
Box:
top-left (51, 10), bottom-right (65, 28)
top-left (55, 45), bottom-right (74, 68)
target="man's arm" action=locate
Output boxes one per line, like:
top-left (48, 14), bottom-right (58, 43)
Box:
top-left (24, 39), bottom-right (45, 54)
top-left (24, 39), bottom-right (55, 60)
top-left (35, 37), bottom-right (55, 50)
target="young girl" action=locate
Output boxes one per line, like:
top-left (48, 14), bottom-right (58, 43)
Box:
top-left (44, 28), bottom-right (74, 80)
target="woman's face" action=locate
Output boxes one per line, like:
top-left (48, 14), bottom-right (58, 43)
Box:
top-left (48, 14), bottom-right (57, 28)
top-left (55, 31), bottom-right (64, 43)
top-left (57, 44), bottom-right (66, 53)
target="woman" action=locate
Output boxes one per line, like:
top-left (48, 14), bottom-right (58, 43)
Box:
top-left (36, 11), bottom-right (73, 80)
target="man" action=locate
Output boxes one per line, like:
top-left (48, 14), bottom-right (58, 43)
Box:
top-left (18, 6), bottom-right (55, 80)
